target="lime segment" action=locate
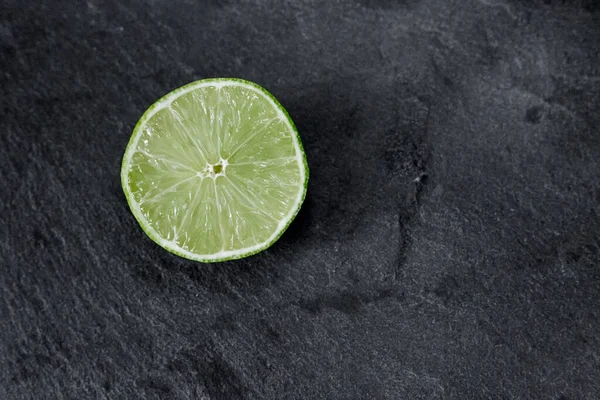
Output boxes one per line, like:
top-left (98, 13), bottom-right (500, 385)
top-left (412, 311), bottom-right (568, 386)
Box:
top-left (121, 78), bottom-right (309, 262)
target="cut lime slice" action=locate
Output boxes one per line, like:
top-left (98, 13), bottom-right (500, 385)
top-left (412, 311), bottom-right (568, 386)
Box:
top-left (121, 78), bottom-right (309, 262)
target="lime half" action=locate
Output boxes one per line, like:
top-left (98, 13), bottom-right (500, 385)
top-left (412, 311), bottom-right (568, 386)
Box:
top-left (121, 78), bottom-right (309, 262)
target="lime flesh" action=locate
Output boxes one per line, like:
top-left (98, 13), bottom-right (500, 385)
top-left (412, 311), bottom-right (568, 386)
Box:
top-left (121, 78), bottom-right (309, 262)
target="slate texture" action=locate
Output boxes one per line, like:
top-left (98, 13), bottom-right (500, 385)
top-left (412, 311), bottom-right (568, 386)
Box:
top-left (1, 0), bottom-right (599, 399)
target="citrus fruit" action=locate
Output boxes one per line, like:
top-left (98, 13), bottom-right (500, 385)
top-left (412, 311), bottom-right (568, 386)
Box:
top-left (121, 78), bottom-right (309, 262)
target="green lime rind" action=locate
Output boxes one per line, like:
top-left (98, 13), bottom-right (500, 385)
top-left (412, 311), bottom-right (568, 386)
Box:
top-left (121, 78), bottom-right (309, 263)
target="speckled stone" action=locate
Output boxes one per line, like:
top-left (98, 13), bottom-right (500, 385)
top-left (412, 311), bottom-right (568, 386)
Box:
top-left (1, 0), bottom-right (599, 399)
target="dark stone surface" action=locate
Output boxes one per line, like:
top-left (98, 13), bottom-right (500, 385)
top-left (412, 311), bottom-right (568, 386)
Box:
top-left (1, 0), bottom-right (600, 398)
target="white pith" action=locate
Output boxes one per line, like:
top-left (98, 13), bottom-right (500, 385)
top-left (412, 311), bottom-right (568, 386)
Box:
top-left (121, 80), bottom-right (307, 262)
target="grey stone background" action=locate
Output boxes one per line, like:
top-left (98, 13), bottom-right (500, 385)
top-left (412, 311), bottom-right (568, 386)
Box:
top-left (1, 0), bottom-right (599, 398)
